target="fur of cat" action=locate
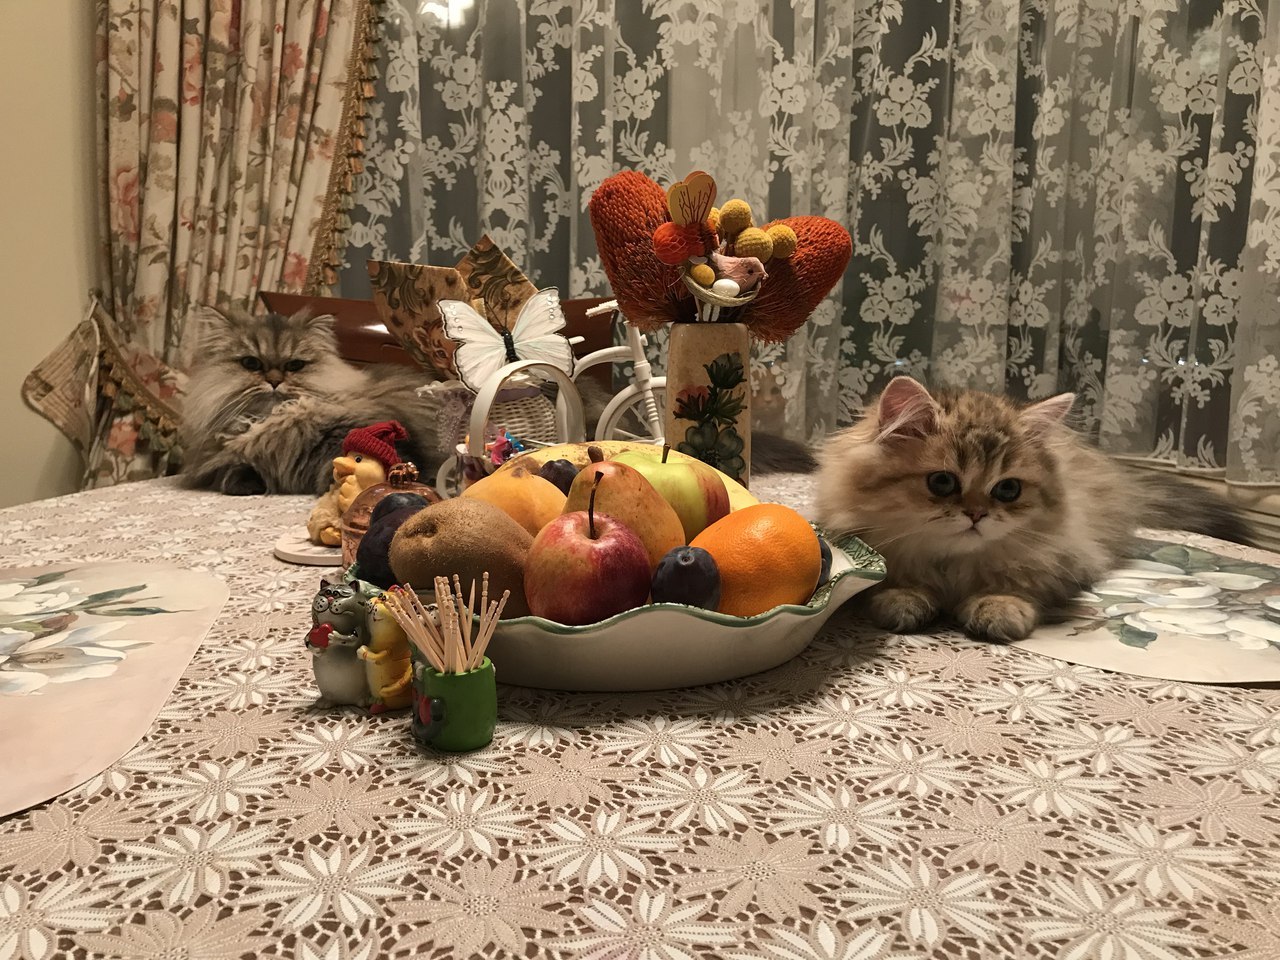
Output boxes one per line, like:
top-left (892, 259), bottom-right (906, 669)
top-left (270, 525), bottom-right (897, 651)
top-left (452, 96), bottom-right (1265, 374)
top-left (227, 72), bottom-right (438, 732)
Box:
top-left (815, 376), bottom-right (1252, 642)
top-left (179, 307), bottom-right (447, 496)
top-left (179, 305), bottom-right (814, 497)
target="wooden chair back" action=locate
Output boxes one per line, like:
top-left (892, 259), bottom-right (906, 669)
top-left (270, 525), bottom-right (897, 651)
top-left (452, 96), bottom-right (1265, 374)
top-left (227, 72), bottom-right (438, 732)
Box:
top-left (258, 291), bottom-right (615, 390)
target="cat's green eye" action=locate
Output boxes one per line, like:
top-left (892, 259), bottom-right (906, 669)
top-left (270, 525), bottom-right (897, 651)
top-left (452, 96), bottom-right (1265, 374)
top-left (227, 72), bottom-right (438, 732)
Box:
top-left (926, 471), bottom-right (960, 496)
top-left (284, 359), bottom-right (308, 373)
top-left (239, 356), bottom-right (263, 372)
top-left (992, 478), bottom-right (1022, 502)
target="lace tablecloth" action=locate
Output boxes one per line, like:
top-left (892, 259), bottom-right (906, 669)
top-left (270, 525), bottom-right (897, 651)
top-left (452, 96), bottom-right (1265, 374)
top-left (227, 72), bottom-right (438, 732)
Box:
top-left (2, 477), bottom-right (1279, 960)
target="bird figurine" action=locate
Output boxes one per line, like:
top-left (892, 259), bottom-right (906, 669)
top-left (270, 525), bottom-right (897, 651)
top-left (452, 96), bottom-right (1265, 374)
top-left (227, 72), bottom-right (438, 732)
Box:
top-left (358, 596), bottom-right (413, 714)
top-left (307, 421), bottom-right (410, 546)
top-left (710, 253), bottom-right (767, 294)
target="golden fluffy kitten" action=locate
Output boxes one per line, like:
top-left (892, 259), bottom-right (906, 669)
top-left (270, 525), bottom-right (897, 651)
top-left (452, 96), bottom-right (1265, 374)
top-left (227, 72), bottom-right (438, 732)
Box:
top-left (816, 376), bottom-right (1250, 642)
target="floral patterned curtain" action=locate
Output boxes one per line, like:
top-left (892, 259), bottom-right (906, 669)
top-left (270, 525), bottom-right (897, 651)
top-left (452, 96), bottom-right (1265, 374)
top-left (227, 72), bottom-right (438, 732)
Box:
top-left (24, 0), bottom-right (368, 488)
top-left (339, 0), bottom-right (1280, 504)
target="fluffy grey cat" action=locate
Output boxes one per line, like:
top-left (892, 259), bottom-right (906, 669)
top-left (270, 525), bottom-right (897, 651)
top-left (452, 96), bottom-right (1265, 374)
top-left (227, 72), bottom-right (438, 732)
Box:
top-left (815, 376), bottom-right (1251, 642)
top-left (179, 307), bottom-right (446, 496)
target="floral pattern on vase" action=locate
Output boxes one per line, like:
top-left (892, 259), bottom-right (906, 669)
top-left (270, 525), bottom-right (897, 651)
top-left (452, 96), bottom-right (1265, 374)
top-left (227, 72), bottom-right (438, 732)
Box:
top-left (666, 326), bottom-right (751, 486)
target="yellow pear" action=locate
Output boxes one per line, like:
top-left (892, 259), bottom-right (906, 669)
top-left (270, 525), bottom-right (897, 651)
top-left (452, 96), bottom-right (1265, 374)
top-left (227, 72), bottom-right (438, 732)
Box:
top-left (562, 461), bottom-right (685, 571)
top-left (461, 465), bottom-right (566, 536)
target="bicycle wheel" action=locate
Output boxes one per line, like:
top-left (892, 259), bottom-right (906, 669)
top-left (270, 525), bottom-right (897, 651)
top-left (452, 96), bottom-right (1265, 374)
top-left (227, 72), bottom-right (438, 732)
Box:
top-left (435, 455), bottom-right (465, 499)
top-left (595, 378), bottom-right (667, 443)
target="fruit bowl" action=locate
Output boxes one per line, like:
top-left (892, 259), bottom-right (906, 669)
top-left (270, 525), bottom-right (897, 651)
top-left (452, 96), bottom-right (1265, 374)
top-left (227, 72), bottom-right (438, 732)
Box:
top-left (486, 530), bottom-right (885, 691)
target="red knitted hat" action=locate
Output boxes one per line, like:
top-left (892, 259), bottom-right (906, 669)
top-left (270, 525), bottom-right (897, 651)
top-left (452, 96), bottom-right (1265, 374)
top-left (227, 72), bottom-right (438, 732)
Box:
top-left (342, 421), bottom-right (409, 466)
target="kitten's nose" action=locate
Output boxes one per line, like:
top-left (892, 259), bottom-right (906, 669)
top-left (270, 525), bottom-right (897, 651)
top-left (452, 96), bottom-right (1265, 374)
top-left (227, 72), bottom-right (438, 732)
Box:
top-left (964, 507), bottom-right (987, 524)
top-left (265, 370), bottom-right (285, 388)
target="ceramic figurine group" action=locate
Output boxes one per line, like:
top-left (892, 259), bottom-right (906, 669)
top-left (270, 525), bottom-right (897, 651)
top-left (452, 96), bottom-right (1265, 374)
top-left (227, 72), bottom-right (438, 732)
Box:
top-left (306, 575), bottom-right (412, 714)
top-left (304, 571), bottom-right (499, 752)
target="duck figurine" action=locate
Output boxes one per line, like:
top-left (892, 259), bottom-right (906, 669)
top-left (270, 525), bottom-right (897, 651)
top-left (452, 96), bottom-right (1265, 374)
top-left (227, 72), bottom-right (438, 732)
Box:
top-left (358, 595), bottom-right (413, 714)
top-left (307, 421), bottom-right (410, 546)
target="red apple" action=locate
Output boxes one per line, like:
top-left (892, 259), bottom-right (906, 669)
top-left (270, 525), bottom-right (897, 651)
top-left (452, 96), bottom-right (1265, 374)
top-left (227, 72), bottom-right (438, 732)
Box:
top-left (526, 476), bottom-right (652, 625)
top-left (562, 455), bottom-right (686, 571)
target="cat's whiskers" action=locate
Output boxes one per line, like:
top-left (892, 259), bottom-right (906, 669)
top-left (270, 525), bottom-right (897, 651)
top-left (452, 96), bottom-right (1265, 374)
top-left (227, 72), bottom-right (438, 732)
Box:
top-left (210, 388), bottom-right (262, 435)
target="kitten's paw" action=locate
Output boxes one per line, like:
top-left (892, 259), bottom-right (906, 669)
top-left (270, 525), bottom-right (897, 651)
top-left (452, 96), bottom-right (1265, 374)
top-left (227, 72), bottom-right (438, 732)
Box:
top-left (957, 594), bottom-right (1038, 643)
top-left (867, 588), bottom-right (938, 634)
top-left (220, 465), bottom-right (267, 496)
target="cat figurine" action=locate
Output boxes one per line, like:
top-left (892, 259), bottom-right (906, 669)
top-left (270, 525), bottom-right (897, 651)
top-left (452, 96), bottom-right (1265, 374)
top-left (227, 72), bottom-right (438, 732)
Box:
top-left (307, 579), bottom-right (377, 708)
top-left (815, 376), bottom-right (1251, 642)
top-left (179, 306), bottom-right (445, 497)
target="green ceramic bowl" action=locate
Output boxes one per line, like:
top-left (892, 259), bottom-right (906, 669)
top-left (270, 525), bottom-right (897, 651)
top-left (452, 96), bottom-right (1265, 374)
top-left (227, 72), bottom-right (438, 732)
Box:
top-left (486, 530), bottom-right (885, 691)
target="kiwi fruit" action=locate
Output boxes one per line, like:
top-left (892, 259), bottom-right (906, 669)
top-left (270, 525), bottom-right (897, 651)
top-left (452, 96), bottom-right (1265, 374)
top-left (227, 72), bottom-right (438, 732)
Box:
top-left (388, 497), bottom-right (533, 618)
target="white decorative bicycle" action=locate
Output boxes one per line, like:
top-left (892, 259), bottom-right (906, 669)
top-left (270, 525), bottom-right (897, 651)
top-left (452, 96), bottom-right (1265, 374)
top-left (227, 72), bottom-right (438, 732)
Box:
top-left (431, 298), bottom-right (666, 497)
top-left (576, 300), bottom-right (666, 446)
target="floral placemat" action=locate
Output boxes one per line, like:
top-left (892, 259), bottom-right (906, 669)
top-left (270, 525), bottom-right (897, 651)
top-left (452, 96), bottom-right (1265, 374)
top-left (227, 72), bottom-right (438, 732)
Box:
top-left (1017, 539), bottom-right (1280, 683)
top-left (0, 477), bottom-right (1277, 959)
top-left (0, 563), bottom-right (229, 816)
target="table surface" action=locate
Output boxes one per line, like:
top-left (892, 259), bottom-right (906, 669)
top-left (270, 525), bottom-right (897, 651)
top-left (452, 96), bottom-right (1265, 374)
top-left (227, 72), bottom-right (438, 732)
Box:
top-left (2, 477), bottom-right (1279, 960)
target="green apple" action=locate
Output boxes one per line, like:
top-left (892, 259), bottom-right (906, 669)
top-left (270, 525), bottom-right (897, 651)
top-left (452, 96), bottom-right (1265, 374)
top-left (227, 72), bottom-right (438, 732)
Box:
top-left (612, 446), bottom-right (730, 541)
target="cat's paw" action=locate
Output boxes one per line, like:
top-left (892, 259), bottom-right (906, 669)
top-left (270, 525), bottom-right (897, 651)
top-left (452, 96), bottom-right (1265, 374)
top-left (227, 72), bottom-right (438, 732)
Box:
top-left (219, 465), bottom-right (267, 496)
top-left (867, 588), bottom-right (938, 633)
top-left (957, 594), bottom-right (1038, 642)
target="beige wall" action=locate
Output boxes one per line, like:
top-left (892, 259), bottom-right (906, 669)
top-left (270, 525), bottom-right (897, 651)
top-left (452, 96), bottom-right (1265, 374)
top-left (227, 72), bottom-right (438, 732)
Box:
top-left (0, 0), bottom-right (97, 508)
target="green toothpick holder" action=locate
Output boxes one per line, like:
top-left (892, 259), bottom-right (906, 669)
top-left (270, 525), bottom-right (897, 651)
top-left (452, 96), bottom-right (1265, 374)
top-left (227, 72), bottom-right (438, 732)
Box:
top-left (409, 651), bottom-right (497, 752)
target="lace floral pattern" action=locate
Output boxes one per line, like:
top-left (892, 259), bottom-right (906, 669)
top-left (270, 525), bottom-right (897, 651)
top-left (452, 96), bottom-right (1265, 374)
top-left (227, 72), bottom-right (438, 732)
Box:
top-left (339, 1), bottom-right (1280, 489)
top-left (1, 476), bottom-right (1279, 958)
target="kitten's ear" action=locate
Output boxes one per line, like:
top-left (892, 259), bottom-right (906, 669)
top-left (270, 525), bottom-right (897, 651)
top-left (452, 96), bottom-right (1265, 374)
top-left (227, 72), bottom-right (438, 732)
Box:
top-left (1023, 393), bottom-right (1076, 435)
top-left (299, 311), bottom-right (337, 335)
top-left (876, 376), bottom-right (937, 440)
top-left (294, 309), bottom-right (335, 327)
top-left (186, 305), bottom-right (234, 351)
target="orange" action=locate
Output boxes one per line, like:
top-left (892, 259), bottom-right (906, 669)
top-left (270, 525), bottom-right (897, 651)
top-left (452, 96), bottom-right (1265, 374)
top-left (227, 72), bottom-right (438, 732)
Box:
top-left (690, 503), bottom-right (821, 617)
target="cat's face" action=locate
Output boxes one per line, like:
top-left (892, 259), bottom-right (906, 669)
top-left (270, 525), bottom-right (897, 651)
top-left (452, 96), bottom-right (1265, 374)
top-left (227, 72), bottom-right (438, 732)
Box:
top-left (194, 308), bottom-right (340, 404)
top-left (818, 377), bottom-right (1075, 555)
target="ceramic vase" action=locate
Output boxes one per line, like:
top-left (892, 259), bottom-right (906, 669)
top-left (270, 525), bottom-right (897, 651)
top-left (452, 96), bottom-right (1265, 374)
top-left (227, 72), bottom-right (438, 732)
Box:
top-left (664, 322), bottom-right (751, 488)
top-left (409, 653), bottom-right (497, 752)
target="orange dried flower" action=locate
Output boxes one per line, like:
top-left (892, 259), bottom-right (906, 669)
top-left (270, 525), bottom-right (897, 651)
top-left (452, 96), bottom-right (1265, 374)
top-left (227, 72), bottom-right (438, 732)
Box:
top-left (652, 221), bottom-right (704, 265)
top-left (589, 171), bottom-right (695, 330)
top-left (745, 217), bottom-right (852, 342)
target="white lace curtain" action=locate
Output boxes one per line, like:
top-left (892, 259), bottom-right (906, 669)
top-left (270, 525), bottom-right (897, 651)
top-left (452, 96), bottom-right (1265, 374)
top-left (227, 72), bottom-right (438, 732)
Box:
top-left (339, 0), bottom-right (1280, 507)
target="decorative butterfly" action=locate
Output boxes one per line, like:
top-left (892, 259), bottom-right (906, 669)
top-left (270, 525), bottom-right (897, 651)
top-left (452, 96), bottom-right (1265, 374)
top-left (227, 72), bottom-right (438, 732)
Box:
top-left (439, 288), bottom-right (575, 393)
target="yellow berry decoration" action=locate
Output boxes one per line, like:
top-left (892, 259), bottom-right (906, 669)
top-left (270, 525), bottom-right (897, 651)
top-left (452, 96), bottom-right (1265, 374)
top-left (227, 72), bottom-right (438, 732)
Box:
top-left (733, 226), bottom-right (774, 262)
top-left (765, 223), bottom-right (798, 259)
top-left (689, 263), bottom-right (716, 287)
top-left (707, 206), bottom-right (721, 235)
top-left (718, 199), bottom-right (754, 239)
